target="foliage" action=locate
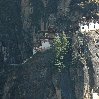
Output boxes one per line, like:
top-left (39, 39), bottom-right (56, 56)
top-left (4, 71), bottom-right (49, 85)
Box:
top-left (54, 32), bottom-right (69, 72)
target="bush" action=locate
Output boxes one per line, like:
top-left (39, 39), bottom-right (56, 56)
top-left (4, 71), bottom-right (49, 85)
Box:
top-left (54, 32), bottom-right (69, 72)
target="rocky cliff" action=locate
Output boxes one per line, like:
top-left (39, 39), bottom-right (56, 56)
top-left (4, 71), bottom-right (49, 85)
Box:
top-left (1, 0), bottom-right (99, 99)
top-left (0, 50), bottom-right (56, 99)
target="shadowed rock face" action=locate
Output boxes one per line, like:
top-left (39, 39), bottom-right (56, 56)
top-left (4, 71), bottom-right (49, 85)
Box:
top-left (0, 0), bottom-right (72, 64)
top-left (0, 50), bottom-right (56, 99)
top-left (0, 0), bottom-right (23, 64)
top-left (1, 0), bottom-right (98, 99)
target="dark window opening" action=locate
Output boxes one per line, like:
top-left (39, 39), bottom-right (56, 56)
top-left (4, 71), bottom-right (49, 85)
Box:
top-left (88, 25), bottom-right (89, 29)
top-left (94, 25), bottom-right (95, 28)
top-left (82, 27), bottom-right (84, 29)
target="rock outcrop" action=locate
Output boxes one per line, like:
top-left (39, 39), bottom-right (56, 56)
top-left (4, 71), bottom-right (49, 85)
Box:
top-left (0, 50), bottom-right (56, 99)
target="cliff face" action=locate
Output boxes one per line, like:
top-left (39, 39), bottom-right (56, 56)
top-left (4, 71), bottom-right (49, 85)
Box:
top-left (0, 50), bottom-right (56, 99)
top-left (1, 0), bottom-right (99, 99)
top-left (0, 0), bottom-right (34, 64)
top-left (0, 0), bottom-right (72, 64)
top-left (0, 0), bottom-right (23, 64)
top-left (0, 49), bottom-right (82, 99)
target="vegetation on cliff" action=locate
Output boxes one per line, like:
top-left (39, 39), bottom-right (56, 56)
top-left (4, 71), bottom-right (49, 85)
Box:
top-left (54, 32), bottom-right (69, 72)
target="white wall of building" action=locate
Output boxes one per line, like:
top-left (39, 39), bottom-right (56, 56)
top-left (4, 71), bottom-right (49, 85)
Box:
top-left (79, 21), bottom-right (99, 32)
top-left (33, 49), bottom-right (37, 55)
top-left (41, 40), bottom-right (51, 49)
top-left (89, 22), bottom-right (96, 31)
top-left (93, 93), bottom-right (99, 99)
top-left (80, 24), bottom-right (88, 32)
top-left (95, 22), bottom-right (99, 30)
top-left (33, 39), bottom-right (51, 55)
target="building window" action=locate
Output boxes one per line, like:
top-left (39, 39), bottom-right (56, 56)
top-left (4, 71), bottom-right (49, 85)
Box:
top-left (88, 25), bottom-right (89, 29)
top-left (30, 7), bottom-right (33, 14)
top-left (94, 25), bottom-right (95, 28)
top-left (82, 27), bottom-right (84, 29)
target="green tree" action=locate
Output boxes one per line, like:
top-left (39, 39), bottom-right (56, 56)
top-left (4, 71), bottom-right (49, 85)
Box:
top-left (54, 32), bottom-right (69, 72)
